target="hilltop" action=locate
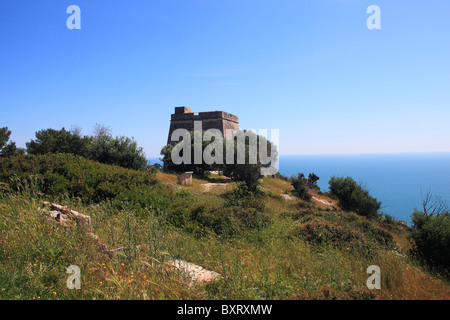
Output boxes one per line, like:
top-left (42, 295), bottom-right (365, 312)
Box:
top-left (0, 154), bottom-right (449, 300)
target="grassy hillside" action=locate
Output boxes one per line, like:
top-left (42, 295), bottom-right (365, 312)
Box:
top-left (0, 154), bottom-right (449, 300)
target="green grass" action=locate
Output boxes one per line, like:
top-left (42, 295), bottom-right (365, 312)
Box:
top-left (0, 154), bottom-right (449, 300)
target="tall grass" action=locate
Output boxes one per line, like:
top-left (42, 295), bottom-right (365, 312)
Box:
top-left (0, 191), bottom-right (197, 299)
top-left (0, 166), bottom-right (449, 300)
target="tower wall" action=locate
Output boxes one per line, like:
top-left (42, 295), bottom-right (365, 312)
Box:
top-left (167, 107), bottom-right (239, 145)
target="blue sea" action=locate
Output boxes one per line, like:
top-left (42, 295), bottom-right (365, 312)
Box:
top-left (149, 153), bottom-right (450, 224)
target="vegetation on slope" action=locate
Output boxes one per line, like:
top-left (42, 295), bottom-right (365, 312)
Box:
top-left (0, 154), bottom-right (449, 300)
top-left (25, 125), bottom-right (148, 171)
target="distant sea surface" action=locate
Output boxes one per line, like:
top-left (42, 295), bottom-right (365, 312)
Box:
top-left (149, 153), bottom-right (450, 224)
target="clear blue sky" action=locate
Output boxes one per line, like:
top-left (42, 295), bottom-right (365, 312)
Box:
top-left (1, 0), bottom-right (449, 157)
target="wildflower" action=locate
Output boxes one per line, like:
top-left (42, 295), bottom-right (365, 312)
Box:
top-left (52, 292), bottom-right (57, 295)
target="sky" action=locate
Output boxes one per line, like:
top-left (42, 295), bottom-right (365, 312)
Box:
top-left (1, 0), bottom-right (449, 157)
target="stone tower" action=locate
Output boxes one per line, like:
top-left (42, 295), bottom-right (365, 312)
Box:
top-left (167, 107), bottom-right (239, 145)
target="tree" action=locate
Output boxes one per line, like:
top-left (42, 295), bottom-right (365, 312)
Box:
top-left (0, 127), bottom-right (25, 157)
top-left (328, 176), bottom-right (381, 218)
top-left (420, 190), bottom-right (449, 217)
top-left (70, 125), bottom-right (82, 137)
top-left (26, 128), bottom-right (87, 155)
top-left (26, 125), bottom-right (148, 170)
top-left (93, 123), bottom-right (112, 138)
top-left (0, 127), bottom-right (11, 150)
top-left (160, 129), bottom-right (278, 191)
top-left (291, 177), bottom-right (312, 201)
top-left (1, 141), bottom-right (25, 157)
top-left (410, 192), bottom-right (450, 268)
top-left (160, 130), bottom-right (218, 175)
top-left (85, 134), bottom-right (148, 171)
top-left (307, 172), bottom-right (320, 187)
top-left (223, 130), bottom-right (277, 191)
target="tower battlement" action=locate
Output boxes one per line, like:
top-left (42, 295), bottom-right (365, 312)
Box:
top-left (167, 107), bottom-right (239, 145)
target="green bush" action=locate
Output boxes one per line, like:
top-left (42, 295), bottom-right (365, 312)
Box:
top-left (166, 188), bottom-right (270, 238)
top-left (307, 173), bottom-right (319, 187)
top-left (292, 218), bottom-right (369, 250)
top-left (0, 154), bottom-right (160, 208)
top-left (410, 209), bottom-right (450, 269)
top-left (223, 182), bottom-right (266, 211)
top-left (289, 206), bottom-right (394, 251)
top-left (25, 127), bottom-right (148, 170)
top-left (160, 130), bottom-right (217, 174)
top-left (0, 127), bottom-right (25, 157)
top-left (26, 128), bottom-right (87, 156)
top-left (161, 129), bottom-right (278, 192)
top-left (353, 219), bottom-right (395, 249)
top-left (189, 206), bottom-right (238, 238)
top-left (273, 172), bottom-right (290, 182)
top-left (232, 206), bottom-right (271, 230)
top-left (291, 177), bottom-right (312, 202)
top-left (84, 135), bottom-right (148, 171)
top-left (328, 176), bottom-right (380, 218)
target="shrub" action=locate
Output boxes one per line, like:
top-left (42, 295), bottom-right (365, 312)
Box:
top-left (383, 213), bottom-right (395, 225)
top-left (166, 203), bottom-right (238, 238)
top-left (160, 130), bottom-right (218, 174)
top-left (290, 208), bottom-right (395, 252)
top-left (307, 172), bottom-right (319, 187)
top-left (223, 182), bottom-right (266, 211)
top-left (0, 154), bottom-right (160, 208)
top-left (273, 172), bottom-right (290, 182)
top-left (232, 206), bottom-right (271, 230)
top-left (222, 130), bottom-right (277, 191)
top-left (166, 185), bottom-right (270, 238)
top-left (292, 218), bottom-right (369, 250)
top-left (25, 126), bottom-right (148, 170)
top-left (26, 128), bottom-right (87, 156)
top-left (354, 219), bottom-right (395, 249)
top-left (0, 127), bottom-right (25, 157)
top-left (291, 178), bottom-right (311, 202)
top-left (161, 129), bottom-right (278, 192)
top-left (84, 134), bottom-right (148, 171)
top-left (410, 209), bottom-right (450, 269)
top-left (189, 206), bottom-right (238, 238)
top-left (328, 176), bottom-right (380, 218)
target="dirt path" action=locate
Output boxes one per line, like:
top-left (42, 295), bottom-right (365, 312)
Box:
top-left (312, 196), bottom-right (334, 206)
top-left (279, 193), bottom-right (337, 208)
top-left (202, 183), bottom-right (226, 192)
top-left (280, 193), bottom-right (335, 207)
top-left (201, 178), bottom-right (232, 192)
